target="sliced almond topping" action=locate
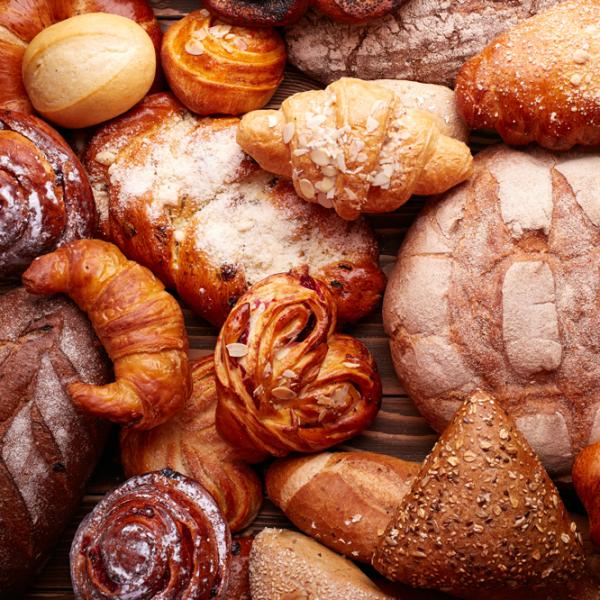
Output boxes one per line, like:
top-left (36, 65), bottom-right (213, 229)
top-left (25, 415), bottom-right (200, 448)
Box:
top-left (193, 28), bottom-right (208, 40)
top-left (282, 122), bottom-right (295, 144)
top-left (299, 178), bottom-right (315, 199)
top-left (336, 152), bottom-right (347, 172)
top-left (366, 115), bottom-right (379, 133)
top-left (282, 369), bottom-right (296, 378)
top-left (293, 148), bottom-right (309, 157)
top-left (95, 150), bottom-right (116, 166)
top-left (209, 24), bottom-right (232, 38)
top-left (226, 343), bottom-right (248, 358)
top-left (343, 361), bottom-right (360, 368)
top-left (268, 115), bottom-right (278, 128)
top-left (185, 39), bottom-right (205, 55)
top-left (315, 177), bottom-right (335, 193)
top-left (310, 148), bottom-right (329, 166)
top-left (322, 165), bottom-right (337, 177)
top-left (233, 37), bottom-right (248, 51)
top-left (272, 386), bottom-right (297, 400)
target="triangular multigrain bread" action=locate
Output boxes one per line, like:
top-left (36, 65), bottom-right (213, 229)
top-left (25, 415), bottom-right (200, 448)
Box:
top-left (373, 390), bottom-right (587, 597)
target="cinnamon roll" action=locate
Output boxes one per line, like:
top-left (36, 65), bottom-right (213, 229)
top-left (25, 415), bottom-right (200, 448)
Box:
top-left (214, 270), bottom-right (382, 461)
top-left (70, 470), bottom-right (231, 599)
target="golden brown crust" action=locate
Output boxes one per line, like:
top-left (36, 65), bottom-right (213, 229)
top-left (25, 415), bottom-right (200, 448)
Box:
top-left (22, 239), bottom-right (190, 430)
top-left (0, 0), bottom-right (162, 114)
top-left (121, 356), bottom-right (262, 532)
top-left (204, 0), bottom-right (403, 26)
top-left (214, 271), bottom-right (382, 462)
top-left (456, 0), bottom-right (600, 150)
top-left (373, 391), bottom-right (587, 597)
top-left (162, 10), bottom-right (286, 116)
top-left (237, 78), bottom-right (473, 220)
top-left (573, 442), bottom-right (600, 548)
top-left (84, 92), bottom-right (385, 326)
top-left (0, 110), bottom-right (97, 277)
top-left (266, 451), bottom-right (419, 562)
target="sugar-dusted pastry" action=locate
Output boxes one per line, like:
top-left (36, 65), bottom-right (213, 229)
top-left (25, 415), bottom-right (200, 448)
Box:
top-left (456, 0), bottom-right (600, 150)
top-left (384, 145), bottom-right (600, 478)
top-left (0, 0), bottom-right (161, 115)
top-left (70, 470), bottom-right (231, 599)
top-left (214, 271), bottom-right (382, 462)
top-left (22, 239), bottom-right (190, 430)
top-left (84, 93), bottom-right (385, 325)
top-left (374, 391), bottom-right (587, 598)
top-left (0, 111), bottom-right (96, 278)
top-left (162, 10), bottom-right (286, 116)
top-left (203, 0), bottom-right (403, 26)
top-left (22, 13), bottom-right (156, 128)
top-left (238, 77), bottom-right (473, 220)
top-left (121, 356), bottom-right (262, 532)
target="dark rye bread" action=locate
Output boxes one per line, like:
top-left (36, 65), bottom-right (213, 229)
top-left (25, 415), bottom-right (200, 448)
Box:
top-left (0, 288), bottom-right (110, 594)
top-left (285, 0), bottom-right (560, 86)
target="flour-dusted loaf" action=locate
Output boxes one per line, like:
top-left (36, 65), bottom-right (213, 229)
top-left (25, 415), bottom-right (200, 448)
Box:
top-left (0, 288), bottom-right (110, 594)
top-left (85, 93), bottom-right (385, 326)
top-left (384, 145), bottom-right (600, 479)
top-left (285, 0), bottom-right (559, 86)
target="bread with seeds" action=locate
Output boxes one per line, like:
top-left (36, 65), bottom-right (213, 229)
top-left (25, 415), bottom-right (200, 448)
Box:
top-left (373, 390), bottom-right (587, 598)
top-left (456, 0), bottom-right (600, 150)
top-left (237, 77), bottom-right (473, 220)
top-left (84, 92), bottom-right (385, 325)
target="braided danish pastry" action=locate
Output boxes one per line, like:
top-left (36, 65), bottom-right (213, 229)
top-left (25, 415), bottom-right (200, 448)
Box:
top-left (0, 111), bottom-right (96, 277)
top-left (70, 470), bottom-right (231, 600)
top-left (121, 356), bottom-right (262, 532)
top-left (214, 271), bottom-right (382, 462)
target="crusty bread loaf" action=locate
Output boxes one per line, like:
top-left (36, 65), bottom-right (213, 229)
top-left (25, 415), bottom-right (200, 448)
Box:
top-left (384, 145), bottom-right (600, 479)
top-left (266, 451), bottom-right (419, 562)
top-left (22, 13), bottom-right (156, 128)
top-left (0, 288), bottom-right (110, 594)
top-left (285, 0), bottom-right (559, 86)
top-left (249, 529), bottom-right (393, 600)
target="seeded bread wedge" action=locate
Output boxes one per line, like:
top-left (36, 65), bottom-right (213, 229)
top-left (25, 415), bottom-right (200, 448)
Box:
top-left (373, 390), bottom-right (587, 598)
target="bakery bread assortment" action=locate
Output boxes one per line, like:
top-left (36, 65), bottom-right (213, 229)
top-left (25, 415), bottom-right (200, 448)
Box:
top-left (384, 145), bottom-right (600, 479)
top-left (249, 529), bottom-right (393, 599)
top-left (266, 451), bottom-right (419, 562)
top-left (285, 0), bottom-right (560, 86)
top-left (214, 271), bottom-right (382, 461)
top-left (70, 470), bottom-right (231, 599)
top-left (238, 77), bottom-right (473, 220)
top-left (456, 0), bottom-right (600, 150)
top-left (0, 111), bottom-right (96, 278)
top-left (374, 391), bottom-right (587, 597)
top-left (203, 0), bottom-right (404, 26)
top-left (0, 288), bottom-right (110, 594)
top-left (3, 0), bottom-right (600, 596)
top-left (162, 10), bottom-right (286, 116)
top-left (84, 92), bottom-right (385, 325)
top-left (23, 240), bottom-right (190, 430)
top-left (0, 0), bottom-right (161, 115)
top-left (121, 356), bottom-right (262, 532)
top-left (22, 13), bottom-right (157, 129)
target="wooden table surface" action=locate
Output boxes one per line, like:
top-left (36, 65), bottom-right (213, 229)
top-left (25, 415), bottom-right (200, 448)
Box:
top-left (19, 1), bottom-right (596, 598)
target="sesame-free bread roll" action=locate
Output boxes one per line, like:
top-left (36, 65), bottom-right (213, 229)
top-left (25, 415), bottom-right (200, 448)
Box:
top-left (22, 13), bottom-right (156, 128)
top-left (266, 451), bottom-right (419, 562)
top-left (249, 529), bottom-right (393, 600)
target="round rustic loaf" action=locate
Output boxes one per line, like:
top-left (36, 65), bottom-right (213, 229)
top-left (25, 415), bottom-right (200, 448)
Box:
top-left (285, 0), bottom-right (559, 86)
top-left (384, 145), bottom-right (600, 478)
top-left (0, 288), bottom-right (110, 594)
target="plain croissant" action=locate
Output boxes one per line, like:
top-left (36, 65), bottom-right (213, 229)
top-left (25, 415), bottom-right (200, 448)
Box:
top-left (22, 239), bottom-right (191, 430)
top-left (237, 77), bottom-right (473, 220)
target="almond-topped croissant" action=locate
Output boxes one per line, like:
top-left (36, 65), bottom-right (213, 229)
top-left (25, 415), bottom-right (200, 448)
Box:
top-left (214, 270), bottom-right (382, 462)
top-left (237, 77), bottom-right (473, 220)
top-left (22, 239), bottom-right (190, 429)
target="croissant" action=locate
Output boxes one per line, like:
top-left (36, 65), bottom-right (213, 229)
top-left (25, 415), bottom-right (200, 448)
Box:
top-left (214, 270), bottom-right (382, 462)
top-left (237, 77), bottom-right (473, 220)
top-left (70, 470), bottom-right (231, 599)
top-left (22, 239), bottom-right (190, 429)
top-left (121, 356), bottom-right (262, 532)
top-left (161, 10), bottom-right (286, 116)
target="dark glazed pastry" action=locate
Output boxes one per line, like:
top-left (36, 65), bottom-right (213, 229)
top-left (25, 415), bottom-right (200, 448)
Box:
top-left (0, 111), bottom-right (96, 277)
top-left (215, 270), bottom-right (382, 462)
top-left (70, 470), bottom-right (231, 599)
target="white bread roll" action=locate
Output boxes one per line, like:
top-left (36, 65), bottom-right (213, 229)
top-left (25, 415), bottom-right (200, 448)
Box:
top-left (22, 13), bottom-right (156, 128)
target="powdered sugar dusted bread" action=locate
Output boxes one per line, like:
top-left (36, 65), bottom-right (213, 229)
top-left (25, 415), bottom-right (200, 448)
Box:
top-left (85, 93), bottom-right (385, 326)
top-left (285, 0), bottom-right (559, 86)
top-left (384, 145), bottom-right (600, 478)
top-left (0, 288), bottom-right (109, 594)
